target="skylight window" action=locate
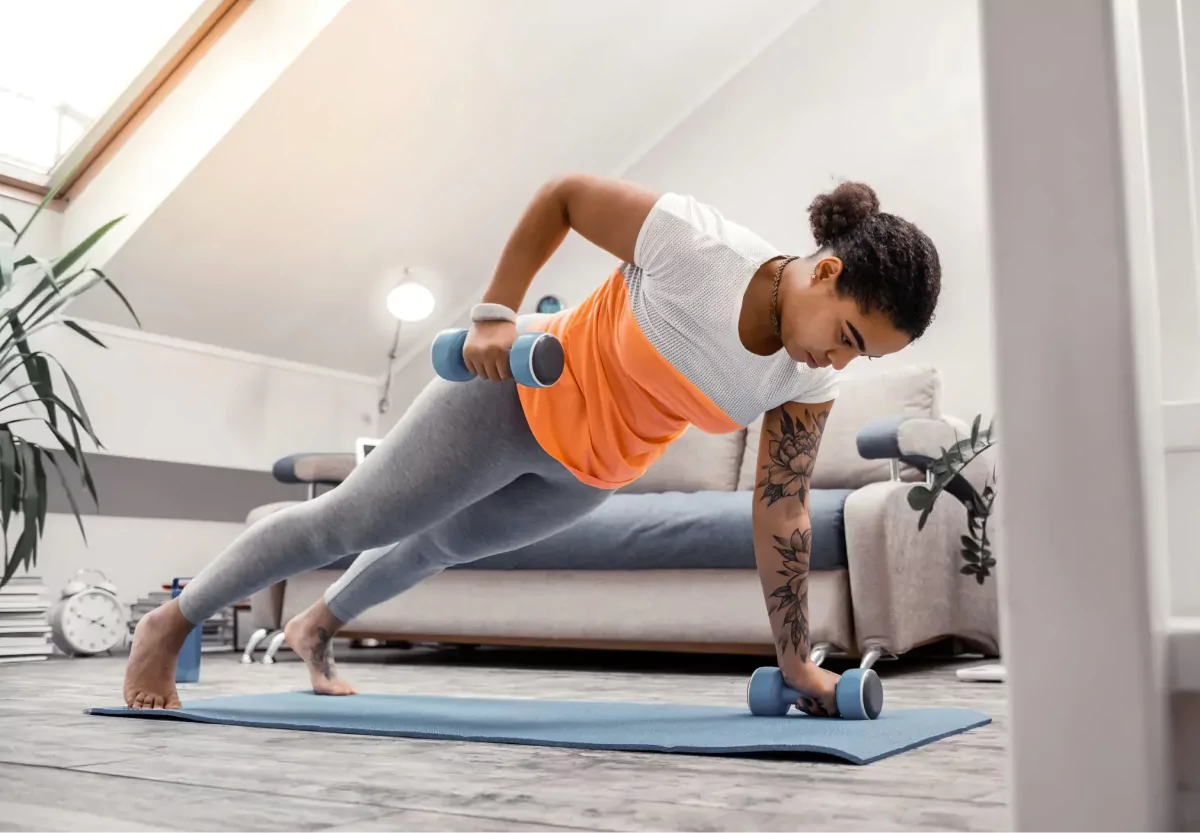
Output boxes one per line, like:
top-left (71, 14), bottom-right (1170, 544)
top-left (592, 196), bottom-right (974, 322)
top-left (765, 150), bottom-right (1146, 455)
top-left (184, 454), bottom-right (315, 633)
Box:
top-left (0, 0), bottom-right (210, 188)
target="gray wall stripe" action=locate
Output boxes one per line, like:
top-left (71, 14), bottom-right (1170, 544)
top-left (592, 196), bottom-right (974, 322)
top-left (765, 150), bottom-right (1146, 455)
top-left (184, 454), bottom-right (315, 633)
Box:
top-left (46, 454), bottom-right (316, 523)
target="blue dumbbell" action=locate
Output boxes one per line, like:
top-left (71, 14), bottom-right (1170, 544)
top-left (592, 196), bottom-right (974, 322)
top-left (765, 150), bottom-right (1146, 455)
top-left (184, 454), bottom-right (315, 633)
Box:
top-left (746, 666), bottom-right (883, 719)
top-left (431, 328), bottom-right (564, 388)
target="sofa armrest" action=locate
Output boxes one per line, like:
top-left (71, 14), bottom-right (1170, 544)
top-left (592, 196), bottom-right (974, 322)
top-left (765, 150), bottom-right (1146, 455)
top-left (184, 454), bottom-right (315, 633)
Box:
top-left (272, 453), bottom-right (356, 486)
top-left (856, 414), bottom-right (960, 470)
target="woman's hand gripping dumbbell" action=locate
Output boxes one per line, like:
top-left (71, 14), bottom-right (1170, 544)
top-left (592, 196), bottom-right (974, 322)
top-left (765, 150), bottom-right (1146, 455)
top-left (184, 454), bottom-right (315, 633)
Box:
top-left (431, 320), bottom-right (564, 388)
top-left (746, 666), bottom-right (883, 719)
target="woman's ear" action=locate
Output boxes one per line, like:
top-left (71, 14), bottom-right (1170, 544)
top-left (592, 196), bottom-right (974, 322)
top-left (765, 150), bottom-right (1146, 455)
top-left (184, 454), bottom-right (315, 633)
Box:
top-left (811, 256), bottom-right (843, 286)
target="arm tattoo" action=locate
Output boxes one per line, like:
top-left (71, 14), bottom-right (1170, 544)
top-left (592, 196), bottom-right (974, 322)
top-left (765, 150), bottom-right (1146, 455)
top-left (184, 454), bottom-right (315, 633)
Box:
top-left (757, 407), bottom-right (827, 508)
top-left (769, 527), bottom-right (811, 658)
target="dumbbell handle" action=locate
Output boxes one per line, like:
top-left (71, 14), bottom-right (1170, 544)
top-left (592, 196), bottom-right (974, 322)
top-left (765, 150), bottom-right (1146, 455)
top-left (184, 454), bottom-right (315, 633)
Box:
top-left (431, 328), bottom-right (563, 388)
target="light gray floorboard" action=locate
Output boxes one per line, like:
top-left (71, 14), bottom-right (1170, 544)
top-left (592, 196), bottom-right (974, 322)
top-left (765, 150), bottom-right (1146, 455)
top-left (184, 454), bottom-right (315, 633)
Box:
top-left (0, 644), bottom-right (1010, 831)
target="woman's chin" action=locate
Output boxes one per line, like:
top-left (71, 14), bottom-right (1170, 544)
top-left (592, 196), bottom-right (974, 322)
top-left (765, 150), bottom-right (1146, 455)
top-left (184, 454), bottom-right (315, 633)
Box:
top-left (788, 346), bottom-right (819, 369)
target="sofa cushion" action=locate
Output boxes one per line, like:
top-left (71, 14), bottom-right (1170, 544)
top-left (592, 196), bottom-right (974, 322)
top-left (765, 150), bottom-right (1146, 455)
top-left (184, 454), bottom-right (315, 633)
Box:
top-left (619, 425), bottom-right (746, 494)
top-left (737, 364), bottom-right (942, 491)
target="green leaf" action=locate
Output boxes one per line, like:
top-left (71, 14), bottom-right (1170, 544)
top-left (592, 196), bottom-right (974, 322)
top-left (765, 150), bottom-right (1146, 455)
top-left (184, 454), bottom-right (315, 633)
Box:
top-left (47, 216), bottom-right (124, 281)
top-left (32, 447), bottom-right (46, 534)
top-left (971, 414), bottom-right (981, 449)
top-left (917, 505), bottom-right (934, 531)
top-left (0, 430), bottom-right (13, 534)
top-left (46, 423), bottom-right (96, 504)
top-left (90, 269), bottom-right (140, 327)
top-left (2, 521), bottom-right (34, 585)
top-left (5, 311), bottom-right (55, 428)
top-left (907, 485), bottom-right (934, 511)
top-left (961, 535), bottom-right (980, 553)
top-left (40, 449), bottom-right (88, 542)
top-left (49, 361), bottom-right (99, 447)
top-left (62, 320), bottom-right (106, 348)
top-left (961, 549), bottom-right (980, 564)
top-left (0, 214), bottom-right (15, 235)
top-left (13, 172), bottom-right (73, 246)
top-left (960, 565), bottom-right (977, 576)
top-left (0, 243), bottom-right (13, 291)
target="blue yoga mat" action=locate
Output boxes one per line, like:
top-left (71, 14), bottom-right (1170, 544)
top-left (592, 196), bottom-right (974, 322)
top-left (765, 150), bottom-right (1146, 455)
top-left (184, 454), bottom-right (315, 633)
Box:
top-left (88, 692), bottom-right (989, 765)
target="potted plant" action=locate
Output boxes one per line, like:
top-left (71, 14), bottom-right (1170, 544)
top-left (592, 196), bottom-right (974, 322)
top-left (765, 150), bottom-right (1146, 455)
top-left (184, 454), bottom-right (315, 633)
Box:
top-left (906, 414), bottom-right (998, 584)
top-left (0, 185), bottom-right (137, 589)
top-left (906, 415), bottom-right (1003, 681)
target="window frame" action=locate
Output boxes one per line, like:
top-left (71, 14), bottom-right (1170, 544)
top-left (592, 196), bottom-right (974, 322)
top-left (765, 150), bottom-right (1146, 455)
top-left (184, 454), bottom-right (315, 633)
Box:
top-left (0, 0), bottom-right (249, 204)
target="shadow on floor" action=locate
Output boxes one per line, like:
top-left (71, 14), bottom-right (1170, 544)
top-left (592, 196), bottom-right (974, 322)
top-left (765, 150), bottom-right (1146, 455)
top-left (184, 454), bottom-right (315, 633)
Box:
top-left (325, 640), bottom-right (991, 681)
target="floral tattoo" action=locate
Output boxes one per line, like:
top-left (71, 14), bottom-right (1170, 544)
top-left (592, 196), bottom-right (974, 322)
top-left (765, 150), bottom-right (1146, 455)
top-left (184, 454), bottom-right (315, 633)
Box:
top-left (769, 527), bottom-right (811, 657)
top-left (757, 407), bottom-right (827, 508)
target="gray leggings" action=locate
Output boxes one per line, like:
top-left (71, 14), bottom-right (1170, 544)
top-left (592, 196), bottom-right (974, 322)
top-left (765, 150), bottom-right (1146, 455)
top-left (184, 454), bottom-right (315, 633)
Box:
top-left (177, 375), bottom-right (611, 626)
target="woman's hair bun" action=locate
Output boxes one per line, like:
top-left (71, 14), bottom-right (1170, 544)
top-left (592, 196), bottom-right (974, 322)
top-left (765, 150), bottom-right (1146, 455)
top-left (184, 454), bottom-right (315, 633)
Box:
top-left (808, 181), bottom-right (880, 247)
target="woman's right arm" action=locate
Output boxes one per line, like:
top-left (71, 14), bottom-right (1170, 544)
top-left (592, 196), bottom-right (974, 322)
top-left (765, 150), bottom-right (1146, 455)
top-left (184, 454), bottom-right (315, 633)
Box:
top-left (464, 174), bottom-right (660, 381)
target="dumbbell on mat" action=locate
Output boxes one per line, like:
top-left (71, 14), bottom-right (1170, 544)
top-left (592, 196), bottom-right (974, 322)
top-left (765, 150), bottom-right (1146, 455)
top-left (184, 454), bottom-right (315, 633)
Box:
top-left (746, 666), bottom-right (883, 720)
top-left (431, 328), bottom-right (564, 388)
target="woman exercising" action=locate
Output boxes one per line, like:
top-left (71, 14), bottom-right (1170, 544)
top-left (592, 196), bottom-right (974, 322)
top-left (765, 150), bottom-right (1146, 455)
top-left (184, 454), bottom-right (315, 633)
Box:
top-left (123, 174), bottom-right (940, 717)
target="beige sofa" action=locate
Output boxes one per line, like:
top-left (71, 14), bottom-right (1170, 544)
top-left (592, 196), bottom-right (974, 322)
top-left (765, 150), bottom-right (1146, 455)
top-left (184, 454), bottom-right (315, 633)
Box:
top-left (244, 364), bottom-right (999, 669)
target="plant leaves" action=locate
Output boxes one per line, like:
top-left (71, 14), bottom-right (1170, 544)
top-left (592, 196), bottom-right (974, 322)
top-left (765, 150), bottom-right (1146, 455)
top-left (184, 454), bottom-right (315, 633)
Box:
top-left (917, 505), bottom-right (933, 531)
top-left (971, 414), bottom-right (981, 449)
top-left (90, 269), bottom-right (140, 327)
top-left (961, 535), bottom-right (980, 553)
top-left (5, 311), bottom-right (55, 428)
top-left (39, 449), bottom-right (88, 542)
top-left (31, 446), bottom-right (46, 534)
top-left (52, 218), bottom-right (124, 280)
top-left (960, 565), bottom-right (977, 576)
top-left (0, 243), bottom-right (13, 292)
top-left (46, 423), bottom-right (96, 504)
top-left (907, 485), bottom-right (934, 511)
top-left (62, 319), bottom-right (106, 348)
top-left (0, 429), bottom-right (13, 535)
top-left (961, 549), bottom-right (980, 564)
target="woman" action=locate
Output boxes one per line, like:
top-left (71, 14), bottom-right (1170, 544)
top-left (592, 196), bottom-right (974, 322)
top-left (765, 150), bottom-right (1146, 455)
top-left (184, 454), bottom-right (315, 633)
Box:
top-left (123, 174), bottom-right (940, 717)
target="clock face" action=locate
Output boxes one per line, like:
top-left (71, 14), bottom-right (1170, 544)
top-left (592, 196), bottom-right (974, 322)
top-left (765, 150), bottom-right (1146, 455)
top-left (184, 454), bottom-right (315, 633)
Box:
top-left (61, 590), bottom-right (125, 654)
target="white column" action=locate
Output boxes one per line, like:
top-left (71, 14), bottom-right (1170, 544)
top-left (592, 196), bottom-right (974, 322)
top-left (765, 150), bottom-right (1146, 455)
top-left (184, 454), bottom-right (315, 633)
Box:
top-left (1180, 0), bottom-right (1200, 329)
top-left (1141, 0), bottom-right (1200, 401)
top-left (979, 0), bottom-right (1172, 829)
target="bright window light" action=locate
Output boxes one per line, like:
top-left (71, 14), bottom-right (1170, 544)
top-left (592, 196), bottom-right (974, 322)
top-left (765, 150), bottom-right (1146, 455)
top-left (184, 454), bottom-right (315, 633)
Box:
top-left (387, 283), bottom-right (435, 322)
top-left (0, 0), bottom-right (206, 176)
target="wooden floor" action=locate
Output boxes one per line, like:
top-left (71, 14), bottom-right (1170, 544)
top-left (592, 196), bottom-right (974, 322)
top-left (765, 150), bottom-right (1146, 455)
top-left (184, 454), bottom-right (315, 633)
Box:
top-left (0, 644), bottom-right (1010, 831)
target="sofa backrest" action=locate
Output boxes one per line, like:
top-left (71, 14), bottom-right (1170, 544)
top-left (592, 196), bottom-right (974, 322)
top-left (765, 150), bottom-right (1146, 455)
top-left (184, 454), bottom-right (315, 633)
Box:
top-left (737, 364), bottom-right (943, 491)
top-left (621, 425), bottom-right (747, 494)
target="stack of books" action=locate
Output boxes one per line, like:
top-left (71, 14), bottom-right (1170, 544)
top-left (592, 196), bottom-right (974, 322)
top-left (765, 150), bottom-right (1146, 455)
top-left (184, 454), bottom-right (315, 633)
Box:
top-left (0, 575), bottom-right (53, 664)
top-left (129, 584), bottom-right (235, 652)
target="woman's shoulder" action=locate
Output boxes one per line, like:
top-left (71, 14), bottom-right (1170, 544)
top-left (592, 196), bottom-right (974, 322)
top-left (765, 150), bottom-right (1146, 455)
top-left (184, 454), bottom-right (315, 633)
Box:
top-left (637, 192), bottom-right (781, 272)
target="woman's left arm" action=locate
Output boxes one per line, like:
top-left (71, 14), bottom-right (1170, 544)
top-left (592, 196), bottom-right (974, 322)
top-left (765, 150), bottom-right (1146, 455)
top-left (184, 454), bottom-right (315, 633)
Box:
top-left (752, 399), bottom-right (838, 712)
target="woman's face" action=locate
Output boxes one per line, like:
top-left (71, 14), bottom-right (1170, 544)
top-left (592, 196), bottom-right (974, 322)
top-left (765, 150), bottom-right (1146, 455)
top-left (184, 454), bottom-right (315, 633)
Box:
top-left (779, 257), bottom-right (912, 370)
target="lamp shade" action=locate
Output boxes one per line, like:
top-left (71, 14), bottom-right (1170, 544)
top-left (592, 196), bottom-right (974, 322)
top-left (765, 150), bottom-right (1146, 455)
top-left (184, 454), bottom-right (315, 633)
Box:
top-left (387, 282), bottom-right (435, 322)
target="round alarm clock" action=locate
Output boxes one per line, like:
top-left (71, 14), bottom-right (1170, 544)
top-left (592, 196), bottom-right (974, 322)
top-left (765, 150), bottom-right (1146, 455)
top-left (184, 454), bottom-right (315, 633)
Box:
top-left (49, 569), bottom-right (127, 656)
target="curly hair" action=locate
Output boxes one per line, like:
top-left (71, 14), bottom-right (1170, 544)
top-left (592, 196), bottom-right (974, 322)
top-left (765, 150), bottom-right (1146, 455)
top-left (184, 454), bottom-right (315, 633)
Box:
top-left (807, 181), bottom-right (941, 340)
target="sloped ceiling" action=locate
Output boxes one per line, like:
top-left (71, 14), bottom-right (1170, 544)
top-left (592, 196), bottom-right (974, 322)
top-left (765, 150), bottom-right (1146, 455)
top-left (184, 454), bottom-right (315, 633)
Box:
top-left (68, 0), bottom-right (808, 375)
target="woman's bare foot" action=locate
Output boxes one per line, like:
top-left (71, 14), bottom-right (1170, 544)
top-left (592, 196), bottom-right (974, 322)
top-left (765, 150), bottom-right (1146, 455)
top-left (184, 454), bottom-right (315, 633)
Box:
top-left (283, 601), bottom-right (357, 696)
top-left (123, 600), bottom-right (190, 709)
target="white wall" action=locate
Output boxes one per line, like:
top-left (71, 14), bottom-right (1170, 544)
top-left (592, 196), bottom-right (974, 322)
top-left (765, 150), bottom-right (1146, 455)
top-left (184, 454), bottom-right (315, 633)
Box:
top-left (8, 320), bottom-right (380, 605)
top-left (62, 0), bottom-right (349, 271)
top-left (37, 515), bottom-right (244, 610)
top-left (524, 0), bottom-right (992, 421)
top-left (19, 320), bottom-right (379, 471)
top-left (1, 192), bottom-right (62, 258)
